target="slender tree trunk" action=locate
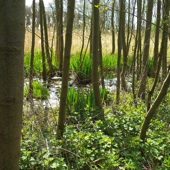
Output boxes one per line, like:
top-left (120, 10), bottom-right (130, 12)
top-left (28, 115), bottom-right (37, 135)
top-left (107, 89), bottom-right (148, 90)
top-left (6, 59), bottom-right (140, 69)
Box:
top-left (140, 70), bottom-right (170, 141)
top-left (0, 0), bottom-right (25, 169)
top-left (92, 0), bottom-right (104, 119)
top-left (152, 0), bottom-right (161, 77)
top-left (39, 0), bottom-right (47, 82)
top-left (138, 0), bottom-right (154, 99)
top-left (120, 0), bottom-right (127, 91)
top-left (116, 0), bottom-right (123, 104)
top-left (55, 0), bottom-right (63, 71)
top-left (42, 0), bottom-right (54, 76)
top-left (132, 0), bottom-right (142, 104)
top-left (57, 0), bottom-right (75, 138)
top-left (80, 0), bottom-right (86, 61)
top-left (147, 54), bottom-right (162, 110)
top-left (99, 30), bottom-right (105, 89)
top-left (136, 0), bottom-right (142, 80)
top-left (111, 0), bottom-right (115, 54)
top-left (126, 0), bottom-right (136, 55)
top-left (160, 0), bottom-right (169, 80)
top-left (90, 18), bottom-right (93, 58)
top-left (28, 0), bottom-right (36, 103)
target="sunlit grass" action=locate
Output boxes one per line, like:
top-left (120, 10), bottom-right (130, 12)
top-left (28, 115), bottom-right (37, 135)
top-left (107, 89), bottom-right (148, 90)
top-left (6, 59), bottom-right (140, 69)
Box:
top-left (24, 50), bottom-right (57, 76)
top-left (24, 80), bottom-right (49, 99)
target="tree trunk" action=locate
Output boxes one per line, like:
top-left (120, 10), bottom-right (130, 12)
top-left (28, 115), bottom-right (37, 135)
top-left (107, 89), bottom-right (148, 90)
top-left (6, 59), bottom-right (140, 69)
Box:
top-left (138, 0), bottom-right (154, 99)
top-left (147, 54), bottom-right (162, 110)
top-left (42, 0), bottom-right (54, 76)
top-left (0, 0), bottom-right (25, 169)
top-left (111, 0), bottom-right (115, 54)
top-left (99, 30), bottom-right (105, 89)
top-left (57, 0), bottom-right (75, 138)
top-left (79, 0), bottom-right (86, 61)
top-left (140, 71), bottom-right (170, 141)
top-left (28, 0), bottom-right (36, 103)
top-left (92, 0), bottom-right (104, 119)
top-left (120, 0), bottom-right (127, 91)
top-left (160, 0), bottom-right (169, 80)
top-left (116, 0), bottom-right (122, 104)
top-left (151, 0), bottom-right (161, 77)
top-left (136, 0), bottom-right (142, 80)
top-left (132, 0), bottom-right (142, 104)
top-left (55, 0), bottom-right (63, 71)
top-left (39, 0), bottom-right (47, 82)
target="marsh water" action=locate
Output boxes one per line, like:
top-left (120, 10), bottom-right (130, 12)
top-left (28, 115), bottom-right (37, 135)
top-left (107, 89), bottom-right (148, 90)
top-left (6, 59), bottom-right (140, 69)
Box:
top-left (24, 75), bottom-right (131, 110)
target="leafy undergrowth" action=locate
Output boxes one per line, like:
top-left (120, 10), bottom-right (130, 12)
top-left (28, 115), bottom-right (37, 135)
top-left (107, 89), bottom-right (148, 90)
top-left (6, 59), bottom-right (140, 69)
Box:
top-left (20, 93), bottom-right (170, 169)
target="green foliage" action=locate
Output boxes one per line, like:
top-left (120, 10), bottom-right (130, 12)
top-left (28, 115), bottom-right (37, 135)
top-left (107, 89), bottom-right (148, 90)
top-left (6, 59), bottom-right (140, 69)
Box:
top-left (21, 85), bottom-right (170, 169)
top-left (70, 54), bottom-right (92, 84)
top-left (66, 87), bottom-right (108, 122)
top-left (148, 57), bottom-right (154, 76)
top-left (24, 51), bottom-right (42, 75)
top-left (24, 51), bottom-right (57, 76)
top-left (20, 111), bottom-right (67, 170)
top-left (102, 54), bottom-right (133, 78)
top-left (24, 80), bottom-right (49, 99)
top-left (102, 54), bottom-right (118, 71)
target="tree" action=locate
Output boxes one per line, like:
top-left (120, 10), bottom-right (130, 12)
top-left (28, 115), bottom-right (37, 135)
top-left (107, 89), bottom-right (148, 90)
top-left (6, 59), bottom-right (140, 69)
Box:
top-left (28, 0), bottom-right (36, 103)
top-left (111, 0), bottom-right (115, 54)
top-left (138, 0), bottom-right (154, 99)
top-left (57, 0), bottom-right (75, 138)
top-left (120, 0), bottom-right (128, 91)
top-left (55, 0), bottom-right (64, 71)
top-left (132, 0), bottom-right (142, 103)
top-left (140, 70), bottom-right (170, 141)
top-left (42, 0), bottom-right (54, 77)
top-left (91, 0), bottom-right (104, 119)
top-left (0, 0), bottom-right (25, 169)
top-left (79, 0), bottom-right (86, 61)
top-left (39, 0), bottom-right (47, 82)
top-left (116, 0), bottom-right (123, 104)
top-left (136, 0), bottom-right (142, 80)
top-left (160, 0), bottom-right (169, 80)
top-left (152, 0), bottom-right (161, 77)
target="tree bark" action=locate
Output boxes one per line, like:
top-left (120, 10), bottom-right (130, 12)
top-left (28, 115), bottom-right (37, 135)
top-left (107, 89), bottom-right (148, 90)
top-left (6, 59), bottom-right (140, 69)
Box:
top-left (132, 0), bottom-right (142, 104)
top-left (0, 0), bottom-right (25, 169)
top-left (99, 30), bottom-right (105, 89)
top-left (140, 71), bottom-right (170, 141)
top-left (28, 0), bottom-right (36, 102)
top-left (79, 0), bottom-right (86, 61)
top-left (92, 0), bottom-right (104, 119)
top-left (136, 0), bottom-right (142, 80)
top-left (147, 54), bottom-right (162, 110)
top-left (39, 0), bottom-right (47, 82)
top-left (138, 0), bottom-right (154, 99)
top-left (116, 0), bottom-right (122, 104)
top-left (42, 0), bottom-right (54, 76)
top-left (120, 0), bottom-right (127, 91)
top-left (151, 0), bottom-right (161, 77)
top-left (57, 0), bottom-right (75, 138)
top-left (55, 0), bottom-right (63, 71)
top-left (160, 0), bottom-right (169, 80)
top-left (111, 0), bottom-right (115, 54)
